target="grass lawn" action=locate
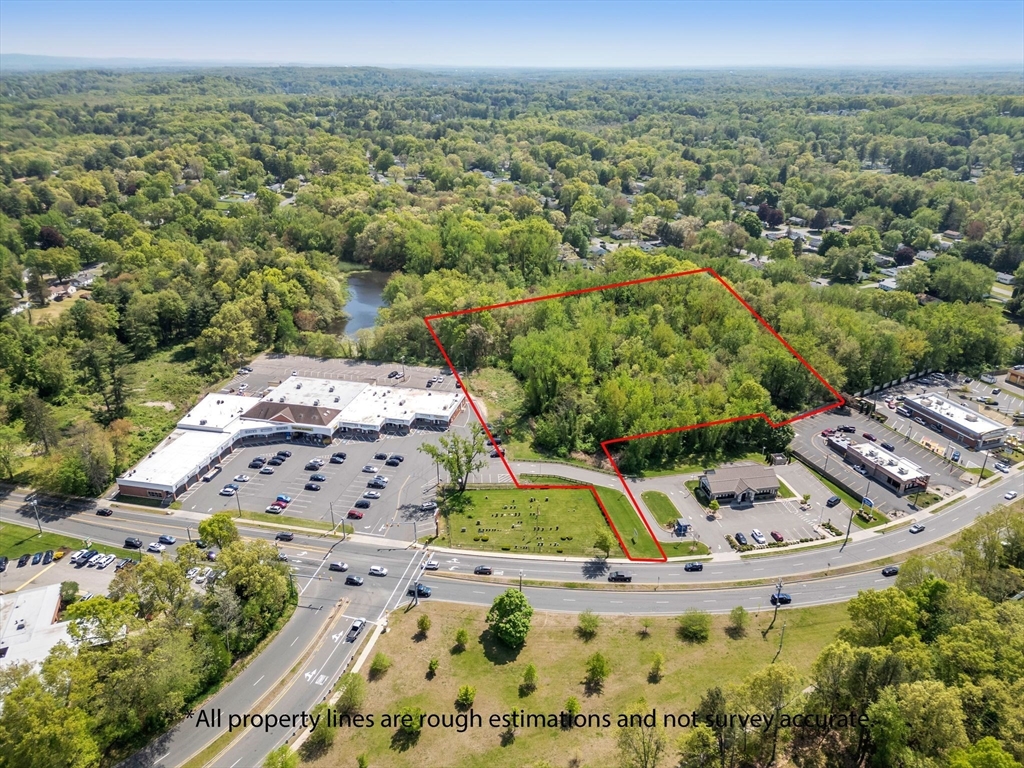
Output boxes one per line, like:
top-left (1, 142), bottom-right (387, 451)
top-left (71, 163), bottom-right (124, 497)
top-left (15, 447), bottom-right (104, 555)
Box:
top-left (912, 491), bottom-right (944, 510)
top-left (683, 479), bottom-right (712, 508)
top-left (0, 520), bottom-right (132, 560)
top-left (777, 480), bottom-right (796, 498)
top-left (464, 368), bottom-right (524, 424)
top-left (444, 486), bottom-right (616, 558)
top-left (311, 600), bottom-right (849, 768)
top-left (965, 466), bottom-right (996, 479)
top-left (662, 540), bottom-right (711, 557)
top-left (640, 491), bottom-right (680, 527)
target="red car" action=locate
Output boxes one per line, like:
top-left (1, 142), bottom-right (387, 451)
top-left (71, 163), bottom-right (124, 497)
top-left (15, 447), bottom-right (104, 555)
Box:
top-left (821, 428), bottom-right (835, 436)
top-left (347, 510), bottom-right (364, 519)
top-left (863, 433), bottom-right (877, 442)
top-left (770, 531), bottom-right (784, 542)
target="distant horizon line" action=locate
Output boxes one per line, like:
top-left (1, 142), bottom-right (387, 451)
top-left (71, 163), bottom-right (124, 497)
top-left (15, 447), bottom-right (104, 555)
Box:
top-left (2, 53), bottom-right (1021, 72)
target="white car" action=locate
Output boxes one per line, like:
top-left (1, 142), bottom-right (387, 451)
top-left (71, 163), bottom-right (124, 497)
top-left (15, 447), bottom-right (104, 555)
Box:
top-left (147, 542), bottom-right (166, 553)
top-left (68, 548), bottom-right (87, 564)
top-left (219, 487), bottom-right (236, 496)
top-left (186, 567), bottom-right (200, 580)
top-left (854, 465), bottom-right (868, 475)
top-left (750, 529), bottom-right (767, 545)
top-left (233, 474), bottom-right (250, 483)
top-left (369, 565), bottom-right (388, 577)
top-left (86, 553), bottom-right (104, 567)
top-left (363, 491), bottom-right (381, 499)
top-left (421, 501), bottom-right (438, 512)
top-left (423, 560), bottom-right (440, 571)
top-left (995, 463), bottom-right (1010, 473)
top-left (362, 465), bottom-right (379, 473)
top-left (97, 554), bottom-right (116, 569)
top-left (238, 383), bottom-right (248, 391)
top-left (1005, 491), bottom-right (1019, 500)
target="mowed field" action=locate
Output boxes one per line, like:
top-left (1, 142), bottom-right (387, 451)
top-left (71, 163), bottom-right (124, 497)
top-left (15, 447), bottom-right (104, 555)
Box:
top-left (311, 600), bottom-right (849, 768)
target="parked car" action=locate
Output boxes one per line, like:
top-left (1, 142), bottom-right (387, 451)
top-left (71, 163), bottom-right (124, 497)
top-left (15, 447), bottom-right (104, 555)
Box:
top-left (95, 507), bottom-right (113, 516)
top-left (734, 532), bottom-right (748, 546)
top-left (158, 534), bottom-right (176, 545)
top-left (881, 442), bottom-right (895, 451)
top-left (267, 457), bottom-right (284, 466)
top-left (369, 565), bottom-right (388, 576)
top-left (408, 583), bottom-right (432, 597)
top-left (607, 571), bottom-right (633, 582)
top-left (854, 465), bottom-right (868, 475)
top-left (770, 593), bottom-right (792, 605)
top-left (0, 556), bottom-right (7, 572)
top-left (276, 495), bottom-right (292, 504)
top-left (186, 567), bottom-right (200, 580)
top-left (17, 553), bottom-right (31, 567)
top-left (367, 480), bottom-right (385, 489)
top-left (683, 562), bottom-right (704, 572)
top-left (233, 474), bottom-right (250, 482)
top-left (265, 504), bottom-right (285, 513)
top-left (421, 501), bottom-right (438, 511)
top-left (770, 531), bottom-right (784, 542)
top-left (329, 562), bottom-right (348, 572)
top-left (353, 499), bottom-right (370, 510)
top-left (304, 483), bottom-right (321, 491)
top-left (147, 542), bottom-right (166, 553)
top-left (249, 460), bottom-right (266, 469)
top-left (124, 537), bottom-right (142, 549)
top-left (362, 465), bottom-right (379, 473)
top-left (995, 463), bottom-right (1010, 473)
top-left (275, 531), bottom-right (294, 541)
top-left (951, 450), bottom-right (961, 462)
top-left (373, 475), bottom-right (390, 485)
top-left (385, 458), bottom-right (401, 467)
top-left (423, 560), bottom-right (440, 570)
top-left (31, 551), bottom-right (43, 565)
top-left (364, 491), bottom-right (381, 499)
top-left (838, 425), bottom-right (856, 433)
top-left (391, 455), bottom-right (405, 462)
top-left (909, 524), bottom-right (925, 534)
top-left (347, 510), bottom-right (364, 519)
top-left (345, 575), bottom-right (364, 586)
top-left (750, 529), bottom-right (767, 545)
top-left (276, 450), bottom-right (292, 458)
top-left (310, 474), bottom-right (326, 482)
top-left (332, 452), bottom-right (347, 460)
top-left (329, 455), bottom-right (345, 464)
top-left (346, 618), bottom-right (366, 640)
top-left (896, 406), bottom-right (912, 417)
top-left (43, 550), bottom-right (54, 564)
top-left (826, 495), bottom-right (842, 508)
top-left (68, 549), bottom-right (87, 564)
top-left (820, 428), bottom-right (835, 436)
top-left (115, 558), bottom-right (134, 571)
top-left (304, 462), bottom-right (321, 471)
top-left (913, 417), bottom-right (926, 426)
top-left (373, 452), bottom-right (388, 461)
top-left (473, 565), bottom-right (493, 575)
top-left (259, 466), bottom-right (275, 475)
top-left (862, 433), bottom-right (876, 442)
top-left (219, 487), bottom-right (236, 496)
top-left (882, 566), bottom-right (900, 577)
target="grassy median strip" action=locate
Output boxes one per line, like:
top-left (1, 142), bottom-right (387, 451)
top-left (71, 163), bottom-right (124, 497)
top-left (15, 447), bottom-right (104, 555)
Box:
top-left (640, 491), bottom-right (680, 527)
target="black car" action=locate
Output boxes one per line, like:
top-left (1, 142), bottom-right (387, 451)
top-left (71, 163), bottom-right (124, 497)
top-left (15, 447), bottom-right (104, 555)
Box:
top-left (408, 583), bottom-right (432, 597)
top-left (43, 550), bottom-right (54, 564)
top-left (304, 483), bottom-right (321, 491)
top-left (195, 539), bottom-right (208, 549)
top-left (367, 480), bottom-right (385, 489)
top-left (734, 532), bottom-right (748, 546)
top-left (770, 593), bottom-right (792, 605)
top-left (125, 537), bottom-right (143, 549)
top-left (275, 531), bottom-right (294, 541)
top-left (374, 452), bottom-right (388, 460)
top-left (329, 562), bottom-right (348, 572)
top-left (473, 565), bottom-right (493, 575)
top-left (881, 442), bottom-right (895, 451)
top-left (332, 452), bottom-right (347, 460)
top-left (267, 457), bottom-right (284, 466)
top-left (96, 507), bottom-right (113, 516)
top-left (304, 462), bottom-right (321, 471)
top-left (0, 556), bottom-right (7, 572)
top-left (345, 574), bottom-right (364, 586)
top-left (17, 553), bottom-right (31, 567)
top-left (391, 455), bottom-right (405, 462)
top-left (310, 473), bottom-right (326, 482)
top-left (882, 566), bottom-right (900, 577)
top-left (329, 455), bottom-right (345, 464)
top-left (276, 450), bottom-right (292, 458)
top-left (684, 562), bottom-right (704, 572)
top-left (248, 460), bottom-right (265, 469)
top-left (354, 499), bottom-right (371, 509)
top-left (607, 571), bottom-right (633, 582)
top-left (826, 495), bottom-right (842, 508)
top-left (385, 458), bottom-right (401, 467)
top-left (838, 425), bottom-right (856, 433)
top-left (31, 551), bottom-right (43, 565)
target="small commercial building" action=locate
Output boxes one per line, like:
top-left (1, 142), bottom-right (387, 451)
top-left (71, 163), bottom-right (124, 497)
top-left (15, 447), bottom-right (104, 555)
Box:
top-left (1007, 369), bottom-right (1024, 389)
top-left (904, 394), bottom-right (1007, 450)
top-left (0, 584), bottom-right (71, 670)
top-left (699, 465), bottom-right (780, 504)
top-left (117, 375), bottom-right (466, 501)
top-left (826, 436), bottom-right (930, 496)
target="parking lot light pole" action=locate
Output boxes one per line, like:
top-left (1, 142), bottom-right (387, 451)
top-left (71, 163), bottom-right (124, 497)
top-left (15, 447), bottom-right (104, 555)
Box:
top-left (235, 492), bottom-right (242, 518)
top-left (329, 502), bottom-right (336, 530)
top-left (978, 451), bottom-right (990, 484)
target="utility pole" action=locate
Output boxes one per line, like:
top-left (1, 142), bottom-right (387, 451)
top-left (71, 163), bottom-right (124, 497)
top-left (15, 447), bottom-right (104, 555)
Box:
top-left (978, 451), bottom-right (990, 484)
top-left (31, 499), bottom-right (42, 534)
top-left (519, 570), bottom-right (523, 592)
top-left (235, 491), bottom-right (242, 519)
top-left (329, 502), bottom-right (336, 530)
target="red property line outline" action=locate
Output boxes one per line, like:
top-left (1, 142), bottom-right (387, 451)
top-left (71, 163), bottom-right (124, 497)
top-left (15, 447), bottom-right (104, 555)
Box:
top-left (424, 268), bottom-right (844, 562)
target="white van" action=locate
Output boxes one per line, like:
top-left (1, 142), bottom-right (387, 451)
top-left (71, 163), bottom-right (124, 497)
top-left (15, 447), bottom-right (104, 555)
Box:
top-left (980, 374), bottom-right (997, 384)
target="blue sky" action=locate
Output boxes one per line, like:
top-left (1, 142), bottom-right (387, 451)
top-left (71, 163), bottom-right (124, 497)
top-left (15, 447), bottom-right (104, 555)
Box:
top-left (1, 0), bottom-right (1021, 68)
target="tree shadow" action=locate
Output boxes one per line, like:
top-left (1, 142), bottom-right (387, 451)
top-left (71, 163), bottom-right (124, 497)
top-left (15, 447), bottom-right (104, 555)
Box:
top-left (170, 344), bottom-right (196, 364)
top-left (390, 728), bottom-right (421, 752)
top-left (724, 625), bottom-right (747, 641)
top-left (412, 631), bottom-right (427, 643)
top-left (581, 557), bottom-right (610, 580)
top-left (583, 679), bottom-right (604, 697)
top-left (479, 628), bottom-right (522, 665)
top-left (574, 626), bottom-right (597, 643)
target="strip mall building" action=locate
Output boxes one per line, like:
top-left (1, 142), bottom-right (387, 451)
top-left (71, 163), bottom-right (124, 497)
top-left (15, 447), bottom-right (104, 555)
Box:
top-left (116, 376), bottom-right (465, 501)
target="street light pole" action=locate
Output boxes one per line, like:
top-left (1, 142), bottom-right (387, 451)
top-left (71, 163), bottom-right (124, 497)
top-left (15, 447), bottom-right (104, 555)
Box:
top-left (329, 502), bottom-right (336, 530)
top-left (519, 570), bottom-right (523, 592)
top-left (31, 500), bottom-right (42, 534)
top-left (235, 492), bottom-right (242, 519)
top-left (978, 451), bottom-right (990, 484)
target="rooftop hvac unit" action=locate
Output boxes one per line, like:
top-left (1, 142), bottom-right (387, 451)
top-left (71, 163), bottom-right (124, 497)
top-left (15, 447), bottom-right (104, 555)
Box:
top-left (966, 414), bottom-right (978, 421)
top-left (199, 420), bottom-right (207, 425)
top-left (887, 460), bottom-right (896, 466)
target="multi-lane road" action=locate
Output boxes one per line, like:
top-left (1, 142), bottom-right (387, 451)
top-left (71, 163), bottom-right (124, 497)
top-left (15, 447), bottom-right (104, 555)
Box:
top-left (2, 462), bottom-right (1018, 767)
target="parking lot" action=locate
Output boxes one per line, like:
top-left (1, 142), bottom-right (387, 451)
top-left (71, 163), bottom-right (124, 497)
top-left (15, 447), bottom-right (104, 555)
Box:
top-left (2, 550), bottom-right (126, 596)
top-left (179, 411), bottom-right (474, 540)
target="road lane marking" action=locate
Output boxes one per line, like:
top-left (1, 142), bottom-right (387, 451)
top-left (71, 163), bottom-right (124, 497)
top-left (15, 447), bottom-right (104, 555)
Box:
top-left (253, 675), bottom-right (264, 686)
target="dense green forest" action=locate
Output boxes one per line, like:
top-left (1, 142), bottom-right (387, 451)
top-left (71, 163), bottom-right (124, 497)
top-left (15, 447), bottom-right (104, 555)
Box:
top-left (1, 68), bottom-right (1023, 488)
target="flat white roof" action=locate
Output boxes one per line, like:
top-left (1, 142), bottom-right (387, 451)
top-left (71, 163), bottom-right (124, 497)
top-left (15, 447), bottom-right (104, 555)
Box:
top-left (849, 442), bottom-right (928, 482)
top-left (0, 584), bottom-right (72, 670)
top-left (118, 428), bottom-right (233, 491)
top-left (908, 394), bottom-right (1006, 438)
top-left (261, 377), bottom-right (368, 411)
top-left (340, 386), bottom-right (463, 427)
top-left (178, 394), bottom-right (252, 432)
